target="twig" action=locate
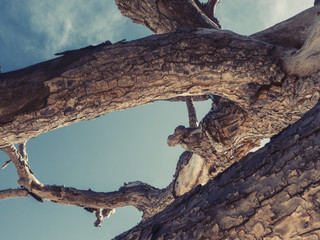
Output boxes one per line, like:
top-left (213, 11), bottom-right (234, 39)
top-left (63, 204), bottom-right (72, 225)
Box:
top-left (186, 97), bottom-right (198, 128)
top-left (1, 159), bottom-right (11, 169)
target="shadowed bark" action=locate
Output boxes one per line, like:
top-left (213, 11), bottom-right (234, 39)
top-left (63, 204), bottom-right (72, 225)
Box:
top-left (1, 26), bottom-right (319, 147)
top-left (114, 99), bottom-right (320, 240)
top-left (115, 0), bottom-right (221, 34)
top-left (0, 1), bottom-right (320, 238)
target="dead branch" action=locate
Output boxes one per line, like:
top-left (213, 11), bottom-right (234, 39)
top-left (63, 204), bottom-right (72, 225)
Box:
top-left (0, 143), bottom-right (176, 223)
top-left (115, 93), bottom-right (320, 240)
top-left (186, 97), bottom-right (198, 128)
top-left (1, 159), bottom-right (11, 169)
top-left (115, 0), bottom-right (220, 34)
top-left (198, 0), bottom-right (221, 28)
top-left (0, 188), bottom-right (29, 200)
top-left (2, 27), bottom-right (317, 148)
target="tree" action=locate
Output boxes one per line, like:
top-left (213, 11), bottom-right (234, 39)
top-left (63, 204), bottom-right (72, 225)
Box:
top-left (0, 0), bottom-right (320, 239)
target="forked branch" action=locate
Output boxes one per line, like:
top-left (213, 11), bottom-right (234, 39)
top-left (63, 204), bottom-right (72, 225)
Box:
top-left (0, 144), bottom-right (175, 225)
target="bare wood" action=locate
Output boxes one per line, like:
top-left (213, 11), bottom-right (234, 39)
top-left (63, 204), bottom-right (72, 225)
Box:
top-left (201, 0), bottom-right (221, 27)
top-left (0, 3), bottom-right (319, 237)
top-left (283, 19), bottom-right (320, 76)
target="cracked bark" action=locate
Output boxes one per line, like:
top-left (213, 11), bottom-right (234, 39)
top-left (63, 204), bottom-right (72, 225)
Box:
top-left (1, 26), bottom-right (319, 147)
top-left (0, 1), bottom-right (320, 238)
top-left (114, 98), bottom-right (320, 240)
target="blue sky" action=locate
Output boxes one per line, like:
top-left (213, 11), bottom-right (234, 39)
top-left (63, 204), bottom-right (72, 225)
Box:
top-left (0, 0), bottom-right (313, 239)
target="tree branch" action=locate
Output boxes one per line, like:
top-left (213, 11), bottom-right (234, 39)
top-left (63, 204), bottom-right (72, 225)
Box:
top-left (283, 18), bottom-right (320, 76)
top-left (0, 144), bottom-right (176, 221)
top-left (168, 96), bottom-right (261, 180)
top-left (115, 0), bottom-right (220, 34)
top-left (0, 188), bottom-right (29, 200)
top-left (1, 27), bottom-right (314, 148)
top-left (186, 97), bottom-right (198, 128)
top-left (200, 0), bottom-right (221, 28)
top-left (114, 99), bottom-right (320, 240)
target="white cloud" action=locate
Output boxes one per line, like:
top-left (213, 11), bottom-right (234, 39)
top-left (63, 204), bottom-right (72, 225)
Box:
top-left (216, 0), bottom-right (313, 35)
top-left (256, 0), bottom-right (314, 30)
top-left (26, 0), bottom-right (126, 58)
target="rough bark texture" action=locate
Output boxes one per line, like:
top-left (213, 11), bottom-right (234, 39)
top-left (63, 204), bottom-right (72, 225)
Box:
top-left (114, 99), bottom-right (320, 240)
top-left (115, 0), bottom-right (220, 34)
top-left (1, 1), bottom-right (320, 238)
top-left (1, 143), bottom-right (175, 220)
top-left (1, 27), bottom-right (319, 147)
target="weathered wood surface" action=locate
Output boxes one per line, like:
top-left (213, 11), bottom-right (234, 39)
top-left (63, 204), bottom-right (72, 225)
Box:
top-left (1, 26), bottom-right (319, 147)
top-left (115, 99), bottom-right (320, 240)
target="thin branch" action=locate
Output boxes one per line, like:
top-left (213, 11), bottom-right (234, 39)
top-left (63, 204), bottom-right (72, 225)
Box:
top-left (91, 208), bottom-right (115, 227)
top-left (186, 97), bottom-right (198, 128)
top-left (0, 142), bottom-right (174, 222)
top-left (202, 0), bottom-right (221, 28)
top-left (1, 144), bottom-right (41, 187)
top-left (0, 188), bottom-right (29, 200)
top-left (1, 159), bottom-right (11, 169)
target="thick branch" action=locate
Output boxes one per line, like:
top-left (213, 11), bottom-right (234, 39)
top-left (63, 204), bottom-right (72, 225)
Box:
top-left (114, 100), bottom-right (320, 240)
top-left (115, 0), bottom-right (220, 34)
top-left (1, 27), bottom-right (317, 147)
top-left (283, 19), bottom-right (320, 76)
top-left (168, 96), bottom-right (261, 182)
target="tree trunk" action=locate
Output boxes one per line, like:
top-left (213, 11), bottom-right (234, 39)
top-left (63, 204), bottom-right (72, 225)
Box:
top-left (114, 99), bottom-right (320, 240)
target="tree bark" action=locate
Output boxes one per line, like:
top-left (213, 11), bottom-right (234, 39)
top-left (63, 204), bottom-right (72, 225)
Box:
top-left (114, 99), bottom-right (320, 240)
top-left (1, 1), bottom-right (320, 238)
top-left (115, 0), bottom-right (221, 34)
top-left (1, 26), bottom-right (319, 147)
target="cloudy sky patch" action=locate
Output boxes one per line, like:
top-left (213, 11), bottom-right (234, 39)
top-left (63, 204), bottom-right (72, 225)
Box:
top-left (26, 0), bottom-right (126, 58)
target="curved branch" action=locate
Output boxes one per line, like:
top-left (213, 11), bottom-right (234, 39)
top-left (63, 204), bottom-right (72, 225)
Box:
top-left (0, 29), bottom-right (288, 147)
top-left (0, 144), bottom-right (175, 220)
top-left (1, 9), bottom-right (319, 147)
top-left (283, 19), bottom-right (320, 76)
top-left (115, 0), bottom-right (220, 34)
